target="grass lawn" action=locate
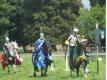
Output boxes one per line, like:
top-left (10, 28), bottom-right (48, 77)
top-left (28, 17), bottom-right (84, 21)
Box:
top-left (0, 53), bottom-right (106, 80)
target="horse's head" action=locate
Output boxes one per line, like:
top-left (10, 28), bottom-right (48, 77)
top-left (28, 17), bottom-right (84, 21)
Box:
top-left (42, 41), bottom-right (48, 51)
top-left (11, 41), bottom-right (19, 50)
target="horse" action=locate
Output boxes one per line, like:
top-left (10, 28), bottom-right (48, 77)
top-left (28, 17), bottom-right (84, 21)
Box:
top-left (32, 40), bottom-right (52, 77)
top-left (0, 41), bottom-right (22, 73)
top-left (69, 41), bottom-right (89, 78)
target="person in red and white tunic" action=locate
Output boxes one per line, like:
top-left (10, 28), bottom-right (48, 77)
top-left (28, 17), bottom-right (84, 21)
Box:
top-left (80, 36), bottom-right (88, 56)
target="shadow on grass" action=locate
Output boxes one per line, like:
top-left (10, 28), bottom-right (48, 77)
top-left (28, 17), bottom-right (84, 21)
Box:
top-left (28, 75), bottom-right (45, 78)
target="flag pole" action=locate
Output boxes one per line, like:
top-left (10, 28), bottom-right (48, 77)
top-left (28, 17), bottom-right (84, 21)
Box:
top-left (95, 21), bottom-right (99, 74)
top-left (65, 45), bottom-right (69, 71)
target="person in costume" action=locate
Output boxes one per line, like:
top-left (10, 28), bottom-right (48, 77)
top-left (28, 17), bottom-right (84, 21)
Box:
top-left (3, 36), bottom-right (11, 64)
top-left (68, 32), bottom-right (77, 71)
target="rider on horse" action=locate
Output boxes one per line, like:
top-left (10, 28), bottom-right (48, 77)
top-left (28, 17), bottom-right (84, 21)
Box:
top-left (32, 33), bottom-right (52, 76)
top-left (33, 33), bottom-right (46, 68)
top-left (3, 36), bottom-right (12, 64)
top-left (68, 33), bottom-right (77, 71)
top-left (68, 30), bottom-right (89, 77)
top-left (2, 36), bottom-right (17, 73)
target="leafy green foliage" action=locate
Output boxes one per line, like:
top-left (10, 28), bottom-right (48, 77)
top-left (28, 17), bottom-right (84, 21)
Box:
top-left (76, 4), bottom-right (105, 42)
top-left (22, 0), bottom-right (80, 44)
top-left (0, 0), bottom-right (106, 50)
top-left (0, 0), bottom-right (23, 48)
top-left (90, 0), bottom-right (106, 7)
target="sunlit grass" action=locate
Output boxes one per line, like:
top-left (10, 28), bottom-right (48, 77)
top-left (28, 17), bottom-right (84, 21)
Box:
top-left (0, 53), bottom-right (106, 80)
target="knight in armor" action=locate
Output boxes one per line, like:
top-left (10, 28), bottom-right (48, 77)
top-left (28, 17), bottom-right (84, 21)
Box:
top-left (33, 33), bottom-right (46, 68)
top-left (3, 36), bottom-right (11, 64)
top-left (2, 36), bottom-right (16, 73)
top-left (33, 33), bottom-right (52, 69)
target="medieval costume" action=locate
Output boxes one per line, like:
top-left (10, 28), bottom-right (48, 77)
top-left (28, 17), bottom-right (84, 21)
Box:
top-left (68, 34), bottom-right (77, 71)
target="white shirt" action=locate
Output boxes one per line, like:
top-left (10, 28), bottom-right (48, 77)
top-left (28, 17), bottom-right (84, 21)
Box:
top-left (68, 35), bottom-right (77, 46)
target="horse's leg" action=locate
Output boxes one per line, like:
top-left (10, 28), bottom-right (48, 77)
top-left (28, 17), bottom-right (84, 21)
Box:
top-left (41, 67), bottom-right (46, 76)
top-left (41, 67), bottom-right (44, 76)
top-left (44, 66), bottom-right (47, 77)
top-left (82, 60), bottom-right (88, 78)
top-left (41, 67), bottom-right (47, 77)
top-left (76, 64), bottom-right (80, 77)
top-left (45, 65), bottom-right (48, 76)
top-left (7, 65), bottom-right (10, 74)
top-left (33, 67), bottom-right (36, 77)
top-left (69, 57), bottom-right (74, 76)
top-left (69, 46), bottom-right (74, 72)
top-left (13, 64), bottom-right (17, 73)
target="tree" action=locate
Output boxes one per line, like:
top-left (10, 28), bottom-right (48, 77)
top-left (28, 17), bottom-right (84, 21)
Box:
top-left (76, 4), bottom-right (105, 43)
top-left (90, 0), bottom-right (106, 7)
top-left (0, 0), bottom-right (16, 47)
top-left (22, 0), bottom-right (81, 45)
top-left (0, 0), bottom-right (23, 48)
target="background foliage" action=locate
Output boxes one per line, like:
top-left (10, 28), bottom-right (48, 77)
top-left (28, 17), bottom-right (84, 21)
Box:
top-left (0, 0), bottom-right (106, 50)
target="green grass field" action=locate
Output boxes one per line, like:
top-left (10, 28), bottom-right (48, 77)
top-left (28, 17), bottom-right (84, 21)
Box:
top-left (0, 54), bottom-right (106, 80)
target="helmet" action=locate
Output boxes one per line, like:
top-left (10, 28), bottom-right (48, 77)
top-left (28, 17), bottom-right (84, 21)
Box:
top-left (74, 28), bottom-right (79, 32)
top-left (5, 36), bottom-right (9, 42)
top-left (40, 32), bottom-right (44, 39)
